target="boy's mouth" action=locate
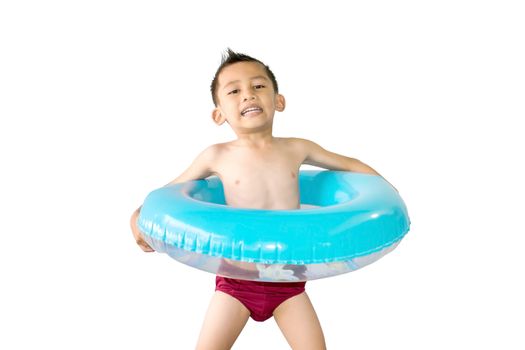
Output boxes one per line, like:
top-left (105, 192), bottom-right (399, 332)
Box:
top-left (241, 106), bottom-right (263, 117)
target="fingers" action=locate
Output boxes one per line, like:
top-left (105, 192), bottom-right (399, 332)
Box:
top-left (130, 210), bottom-right (155, 252)
top-left (134, 232), bottom-right (155, 252)
top-left (138, 240), bottom-right (155, 252)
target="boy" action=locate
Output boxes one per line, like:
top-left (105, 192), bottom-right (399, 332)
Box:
top-left (130, 49), bottom-right (383, 349)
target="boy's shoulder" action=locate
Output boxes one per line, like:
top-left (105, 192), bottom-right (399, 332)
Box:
top-left (280, 137), bottom-right (318, 150)
top-left (203, 141), bottom-right (236, 153)
top-left (197, 141), bottom-right (237, 159)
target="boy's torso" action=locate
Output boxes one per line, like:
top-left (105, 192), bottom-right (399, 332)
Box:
top-left (211, 137), bottom-right (305, 210)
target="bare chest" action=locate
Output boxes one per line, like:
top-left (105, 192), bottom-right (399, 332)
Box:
top-left (214, 147), bottom-right (303, 209)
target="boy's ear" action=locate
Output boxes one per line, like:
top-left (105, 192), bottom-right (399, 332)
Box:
top-left (211, 108), bottom-right (226, 125)
top-left (275, 94), bottom-right (286, 112)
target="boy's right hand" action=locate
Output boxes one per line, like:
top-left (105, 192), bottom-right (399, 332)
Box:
top-left (130, 207), bottom-right (155, 252)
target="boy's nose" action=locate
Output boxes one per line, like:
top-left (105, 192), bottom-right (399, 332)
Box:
top-left (242, 93), bottom-right (256, 101)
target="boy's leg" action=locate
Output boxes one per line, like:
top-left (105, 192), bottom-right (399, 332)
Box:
top-left (195, 291), bottom-right (250, 350)
top-left (273, 292), bottom-right (327, 350)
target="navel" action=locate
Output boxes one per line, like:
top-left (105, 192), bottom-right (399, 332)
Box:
top-left (235, 179), bottom-right (240, 185)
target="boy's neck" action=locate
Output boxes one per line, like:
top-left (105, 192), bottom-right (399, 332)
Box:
top-left (233, 130), bottom-right (275, 148)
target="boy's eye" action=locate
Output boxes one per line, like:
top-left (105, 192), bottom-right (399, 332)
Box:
top-left (228, 89), bottom-right (239, 95)
top-left (254, 85), bottom-right (265, 89)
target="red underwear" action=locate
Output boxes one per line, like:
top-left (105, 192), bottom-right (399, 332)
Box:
top-left (215, 276), bottom-right (306, 322)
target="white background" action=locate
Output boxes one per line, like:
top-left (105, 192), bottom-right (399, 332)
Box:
top-left (1, 1), bottom-right (524, 349)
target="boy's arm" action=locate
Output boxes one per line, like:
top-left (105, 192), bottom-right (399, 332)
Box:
top-left (296, 138), bottom-right (398, 191)
top-left (165, 145), bottom-right (218, 185)
top-left (297, 138), bottom-right (380, 175)
top-left (131, 145), bottom-right (219, 252)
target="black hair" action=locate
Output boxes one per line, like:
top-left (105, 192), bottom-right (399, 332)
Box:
top-left (210, 48), bottom-right (279, 106)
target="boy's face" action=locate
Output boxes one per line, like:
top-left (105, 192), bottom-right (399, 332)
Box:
top-left (212, 61), bottom-right (285, 134)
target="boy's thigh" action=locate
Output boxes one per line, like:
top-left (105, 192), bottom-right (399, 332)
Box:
top-left (196, 291), bottom-right (250, 350)
top-left (273, 292), bottom-right (327, 350)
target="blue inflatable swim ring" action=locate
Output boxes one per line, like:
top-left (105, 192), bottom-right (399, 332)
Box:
top-left (138, 170), bottom-right (410, 282)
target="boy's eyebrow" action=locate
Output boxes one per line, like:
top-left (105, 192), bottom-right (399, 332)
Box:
top-left (222, 75), bottom-right (269, 90)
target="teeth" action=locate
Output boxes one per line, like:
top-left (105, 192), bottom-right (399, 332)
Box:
top-left (241, 107), bottom-right (261, 116)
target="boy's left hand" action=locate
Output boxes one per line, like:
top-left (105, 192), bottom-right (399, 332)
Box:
top-left (130, 207), bottom-right (155, 252)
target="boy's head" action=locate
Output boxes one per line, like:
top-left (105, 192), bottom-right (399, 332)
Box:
top-left (209, 49), bottom-right (285, 133)
top-left (210, 49), bottom-right (279, 107)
